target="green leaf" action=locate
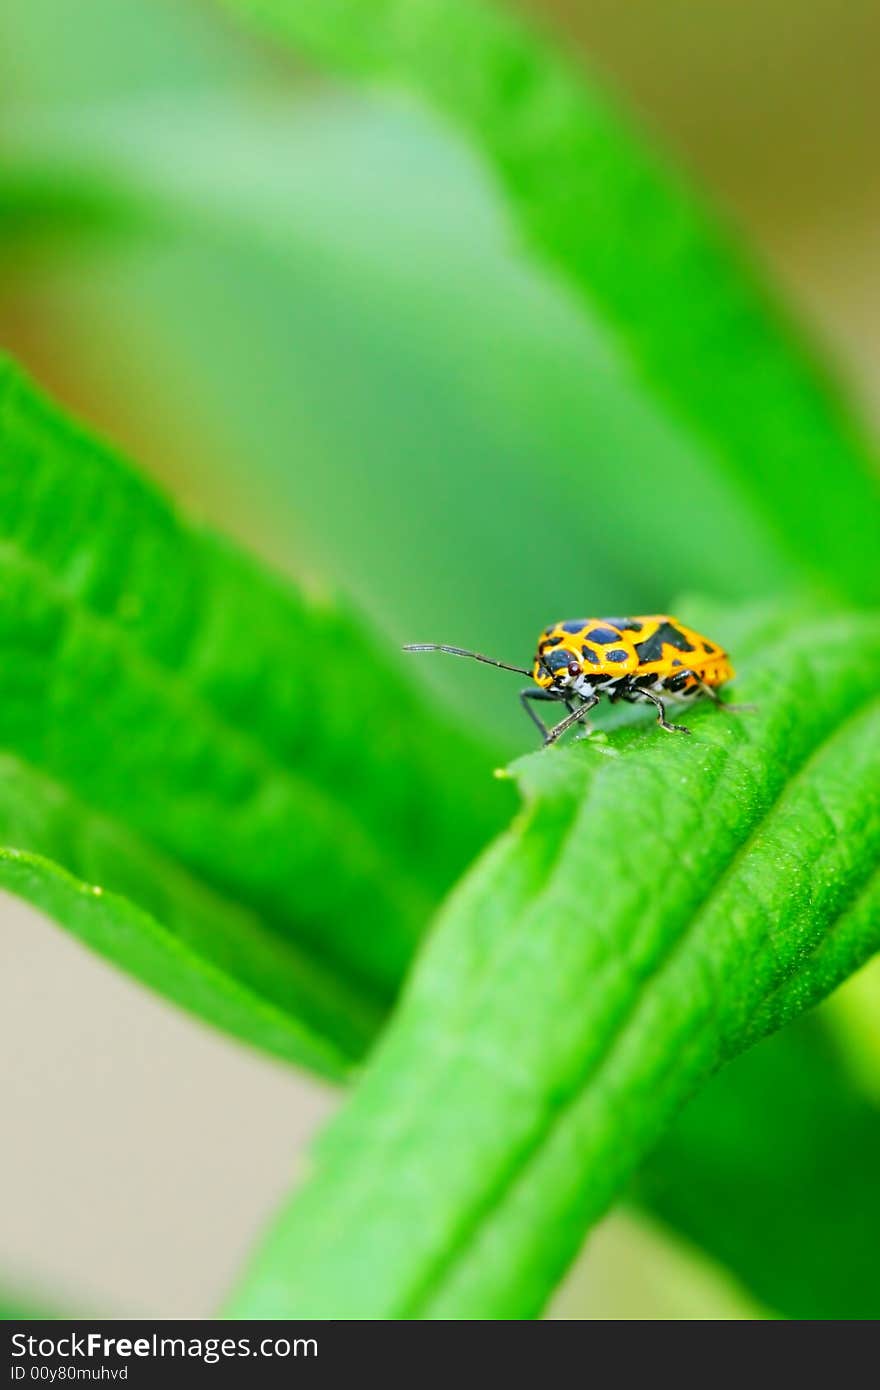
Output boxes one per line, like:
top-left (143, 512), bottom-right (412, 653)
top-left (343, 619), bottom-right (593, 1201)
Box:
top-left (0, 356), bottom-right (506, 1077)
top-left (637, 1010), bottom-right (880, 1321)
top-left (213, 0), bottom-right (880, 607)
top-left (0, 824), bottom-right (370, 1079)
top-left (227, 602), bottom-right (880, 1317)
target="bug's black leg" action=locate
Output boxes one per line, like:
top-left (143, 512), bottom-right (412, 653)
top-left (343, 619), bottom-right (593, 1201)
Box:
top-left (636, 688), bottom-right (691, 735)
top-left (544, 694), bottom-right (600, 747)
top-left (520, 687), bottom-right (566, 742)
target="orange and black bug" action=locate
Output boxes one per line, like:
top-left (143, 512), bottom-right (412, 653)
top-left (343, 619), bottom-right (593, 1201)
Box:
top-left (405, 615), bottom-right (743, 746)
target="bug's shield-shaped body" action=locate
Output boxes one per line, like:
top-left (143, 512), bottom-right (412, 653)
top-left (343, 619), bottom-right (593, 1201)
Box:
top-left (532, 615), bottom-right (734, 702)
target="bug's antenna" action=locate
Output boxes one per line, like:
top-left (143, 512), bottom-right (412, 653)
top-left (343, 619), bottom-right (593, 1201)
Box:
top-left (403, 644), bottom-right (532, 678)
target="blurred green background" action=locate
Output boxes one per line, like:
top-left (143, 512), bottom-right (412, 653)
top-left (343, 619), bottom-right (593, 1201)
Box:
top-left (2, 0), bottom-right (879, 1318)
top-left (5, 0), bottom-right (879, 745)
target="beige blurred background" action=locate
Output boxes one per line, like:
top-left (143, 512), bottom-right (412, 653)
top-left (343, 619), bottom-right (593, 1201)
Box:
top-left (2, 0), bottom-right (878, 1318)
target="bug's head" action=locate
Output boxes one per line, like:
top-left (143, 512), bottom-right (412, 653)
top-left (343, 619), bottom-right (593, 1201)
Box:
top-left (533, 644), bottom-right (584, 692)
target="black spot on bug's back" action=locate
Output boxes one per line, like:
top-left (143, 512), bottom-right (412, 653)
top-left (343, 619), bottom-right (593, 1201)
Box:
top-left (671, 659), bottom-right (683, 668)
top-left (603, 617), bottom-right (643, 632)
top-left (585, 626), bottom-right (621, 645)
top-left (635, 620), bottom-right (695, 663)
top-left (581, 646), bottom-right (600, 666)
top-left (561, 619), bottom-right (588, 633)
top-left (541, 634), bottom-right (563, 647)
top-left (703, 641), bottom-right (714, 653)
top-left (606, 649), bottom-right (629, 663)
top-left (545, 649), bottom-right (573, 673)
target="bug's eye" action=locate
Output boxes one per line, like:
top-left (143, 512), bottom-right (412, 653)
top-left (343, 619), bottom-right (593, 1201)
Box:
top-left (567, 659), bottom-right (581, 678)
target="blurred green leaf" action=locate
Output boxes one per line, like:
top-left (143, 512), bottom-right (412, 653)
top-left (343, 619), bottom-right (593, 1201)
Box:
top-left (0, 828), bottom-right (369, 1079)
top-left (214, 0), bottom-right (880, 607)
top-left (0, 357), bottom-right (506, 1077)
top-left (637, 1011), bottom-right (880, 1320)
top-left (821, 955), bottom-right (880, 1102)
top-left (228, 602), bottom-right (880, 1317)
